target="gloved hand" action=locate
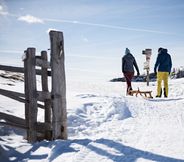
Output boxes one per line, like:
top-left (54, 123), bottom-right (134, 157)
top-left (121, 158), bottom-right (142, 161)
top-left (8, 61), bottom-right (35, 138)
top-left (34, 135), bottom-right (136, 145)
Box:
top-left (154, 71), bottom-right (157, 77)
top-left (137, 72), bottom-right (140, 76)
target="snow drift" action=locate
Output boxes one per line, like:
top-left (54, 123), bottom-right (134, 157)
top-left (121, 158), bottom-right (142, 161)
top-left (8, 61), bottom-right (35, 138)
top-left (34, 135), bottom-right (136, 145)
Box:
top-left (0, 72), bottom-right (184, 162)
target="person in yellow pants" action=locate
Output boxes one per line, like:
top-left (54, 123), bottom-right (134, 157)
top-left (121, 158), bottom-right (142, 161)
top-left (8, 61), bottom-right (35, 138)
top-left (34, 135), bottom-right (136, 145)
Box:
top-left (157, 72), bottom-right (169, 97)
top-left (154, 48), bottom-right (172, 98)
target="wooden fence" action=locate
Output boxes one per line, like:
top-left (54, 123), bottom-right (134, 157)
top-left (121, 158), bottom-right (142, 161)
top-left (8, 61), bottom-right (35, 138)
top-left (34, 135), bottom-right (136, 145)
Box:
top-left (0, 30), bottom-right (67, 143)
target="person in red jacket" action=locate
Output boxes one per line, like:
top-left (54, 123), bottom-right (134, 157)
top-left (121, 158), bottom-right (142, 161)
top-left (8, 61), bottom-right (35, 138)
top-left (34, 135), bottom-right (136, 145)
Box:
top-left (122, 48), bottom-right (140, 95)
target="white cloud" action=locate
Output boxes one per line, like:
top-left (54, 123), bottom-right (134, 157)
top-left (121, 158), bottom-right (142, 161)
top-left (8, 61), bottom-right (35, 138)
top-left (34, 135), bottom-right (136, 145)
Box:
top-left (18, 14), bottom-right (44, 24)
top-left (0, 5), bottom-right (8, 15)
top-left (44, 18), bottom-right (172, 35)
top-left (83, 38), bottom-right (89, 42)
top-left (82, 36), bottom-right (89, 42)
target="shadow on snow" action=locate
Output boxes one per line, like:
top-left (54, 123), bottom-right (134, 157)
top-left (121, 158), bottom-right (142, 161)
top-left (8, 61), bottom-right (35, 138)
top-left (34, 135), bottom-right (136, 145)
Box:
top-left (1, 138), bottom-right (183, 162)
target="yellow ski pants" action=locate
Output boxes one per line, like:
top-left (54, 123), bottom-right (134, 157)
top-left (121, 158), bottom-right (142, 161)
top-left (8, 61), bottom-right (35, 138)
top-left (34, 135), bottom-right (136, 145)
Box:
top-left (157, 72), bottom-right (169, 97)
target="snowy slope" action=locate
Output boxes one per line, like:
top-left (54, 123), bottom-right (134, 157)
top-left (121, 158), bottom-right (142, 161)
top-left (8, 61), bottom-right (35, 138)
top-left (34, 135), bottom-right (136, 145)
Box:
top-left (0, 73), bottom-right (184, 162)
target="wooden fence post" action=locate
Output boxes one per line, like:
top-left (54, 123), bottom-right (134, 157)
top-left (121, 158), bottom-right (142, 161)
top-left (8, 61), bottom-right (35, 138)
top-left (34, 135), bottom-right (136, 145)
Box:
top-left (24, 48), bottom-right (38, 143)
top-left (49, 30), bottom-right (67, 140)
top-left (41, 51), bottom-right (52, 140)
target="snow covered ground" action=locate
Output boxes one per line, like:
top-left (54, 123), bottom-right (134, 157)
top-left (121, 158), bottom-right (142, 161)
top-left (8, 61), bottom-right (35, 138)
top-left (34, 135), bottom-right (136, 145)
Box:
top-left (0, 72), bottom-right (184, 162)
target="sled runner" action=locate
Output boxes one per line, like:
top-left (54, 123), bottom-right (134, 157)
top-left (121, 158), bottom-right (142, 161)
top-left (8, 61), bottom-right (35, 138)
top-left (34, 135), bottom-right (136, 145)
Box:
top-left (128, 88), bottom-right (153, 98)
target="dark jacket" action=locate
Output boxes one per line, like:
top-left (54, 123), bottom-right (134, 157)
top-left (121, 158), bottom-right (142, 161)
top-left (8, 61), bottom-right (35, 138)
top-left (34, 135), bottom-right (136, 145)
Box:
top-left (122, 53), bottom-right (139, 74)
top-left (154, 49), bottom-right (172, 73)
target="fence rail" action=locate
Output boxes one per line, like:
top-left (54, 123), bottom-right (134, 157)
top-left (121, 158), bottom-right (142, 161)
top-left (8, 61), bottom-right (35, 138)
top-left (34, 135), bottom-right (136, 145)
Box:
top-left (0, 88), bottom-right (25, 103)
top-left (0, 112), bottom-right (27, 129)
top-left (0, 88), bottom-right (45, 109)
top-left (0, 64), bottom-right (51, 76)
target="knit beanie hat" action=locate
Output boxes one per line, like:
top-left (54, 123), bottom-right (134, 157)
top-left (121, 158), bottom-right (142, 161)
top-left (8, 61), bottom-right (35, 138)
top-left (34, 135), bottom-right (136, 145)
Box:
top-left (125, 48), bottom-right (130, 55)
top-left (158, 47), bottom-right (163, 52)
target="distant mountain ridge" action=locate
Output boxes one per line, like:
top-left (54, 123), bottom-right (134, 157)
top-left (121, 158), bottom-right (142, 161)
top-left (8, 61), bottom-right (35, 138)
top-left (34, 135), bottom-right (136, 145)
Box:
top-left (110, 69), bottom-right (184, 82)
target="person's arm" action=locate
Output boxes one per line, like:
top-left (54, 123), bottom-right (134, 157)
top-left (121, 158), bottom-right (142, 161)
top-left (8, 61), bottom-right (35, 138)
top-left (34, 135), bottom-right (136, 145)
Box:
top-left (169, 55), bottom-right (172, 74)
top-left (133, 59), bottom-right (140, 76)
top-left (122, 57), bottom-right (125, 73)
top-left (154, 55), bottom-right (160, 74)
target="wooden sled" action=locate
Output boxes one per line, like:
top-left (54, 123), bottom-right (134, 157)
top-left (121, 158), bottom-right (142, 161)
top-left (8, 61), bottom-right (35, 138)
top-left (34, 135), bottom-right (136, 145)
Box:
top-left (128, 88), bottom-right (153, 98)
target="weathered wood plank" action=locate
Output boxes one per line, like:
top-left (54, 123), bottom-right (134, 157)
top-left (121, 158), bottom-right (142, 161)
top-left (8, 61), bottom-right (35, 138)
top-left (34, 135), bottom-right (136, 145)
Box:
top-left (37, 91), bottom-right (51, 102)
top-left (0, 89), bottom-right (25, 97)
top-left (0, 88), bottom-right (25, 103)
top-left (36, 122), bottom-right (52, 133)
top-left (0, 64), bottom-right (51, 76)
top-left (0, 65), bottom-right (24, 73)
top-left (35, 58), bottom-right (50, 68)
top-left (0, 121), bottom-right (27, 130)
top-left (50, 30), bottom-right (67, 140)
top-left (0, 88), bottom-right (44, 109)
top-left (37, 103), bottom-right (45, 109)
top-left (24, 48), bottom-right (37, 143)
top-left (0, 112), bottom-right (26, 127)
top-left (0, 121), bottom-right (52, 132)
top-left (41, 51), bottom-right (52, 140)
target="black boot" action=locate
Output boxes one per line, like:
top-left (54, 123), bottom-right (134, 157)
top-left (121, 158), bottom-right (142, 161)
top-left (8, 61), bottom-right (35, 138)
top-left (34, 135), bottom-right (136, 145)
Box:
top-left (156, 88), bottom-right (162, 97)
top-left (164, 88), bottom-right (167, 98)
top-left (127, 87), bottom-right (133, 96)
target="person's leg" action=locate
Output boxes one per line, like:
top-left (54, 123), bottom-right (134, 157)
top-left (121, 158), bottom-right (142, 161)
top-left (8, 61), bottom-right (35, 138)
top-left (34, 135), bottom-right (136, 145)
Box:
top-left (156, 72), bottom-right (163, 97)
top-left (123, 72), bottom-right (129, 95)
top-left (163, 72), bottom-right (169, 97)
top-left (127, 72), bottom-right (134, 95)
top-left (124, 72), bottom-right (134, 95)
top-left (129, 72), bottom-right (134, 88)
top-left (127, 72), bottom-right (134, 86)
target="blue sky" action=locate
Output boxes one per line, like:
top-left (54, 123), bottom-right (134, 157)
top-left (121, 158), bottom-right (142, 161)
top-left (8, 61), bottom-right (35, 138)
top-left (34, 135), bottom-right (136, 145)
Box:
top-left (0, 0), bottom-right (184, 81)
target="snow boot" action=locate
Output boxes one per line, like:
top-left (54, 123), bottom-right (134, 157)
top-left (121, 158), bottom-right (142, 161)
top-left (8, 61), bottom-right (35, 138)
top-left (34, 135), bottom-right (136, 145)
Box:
top-left (156, 88), bottom-right (162, 98)
top-left (127, 87), bottom-right (133, 96)
top-left (164, 88), bottom-right (167, 98)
